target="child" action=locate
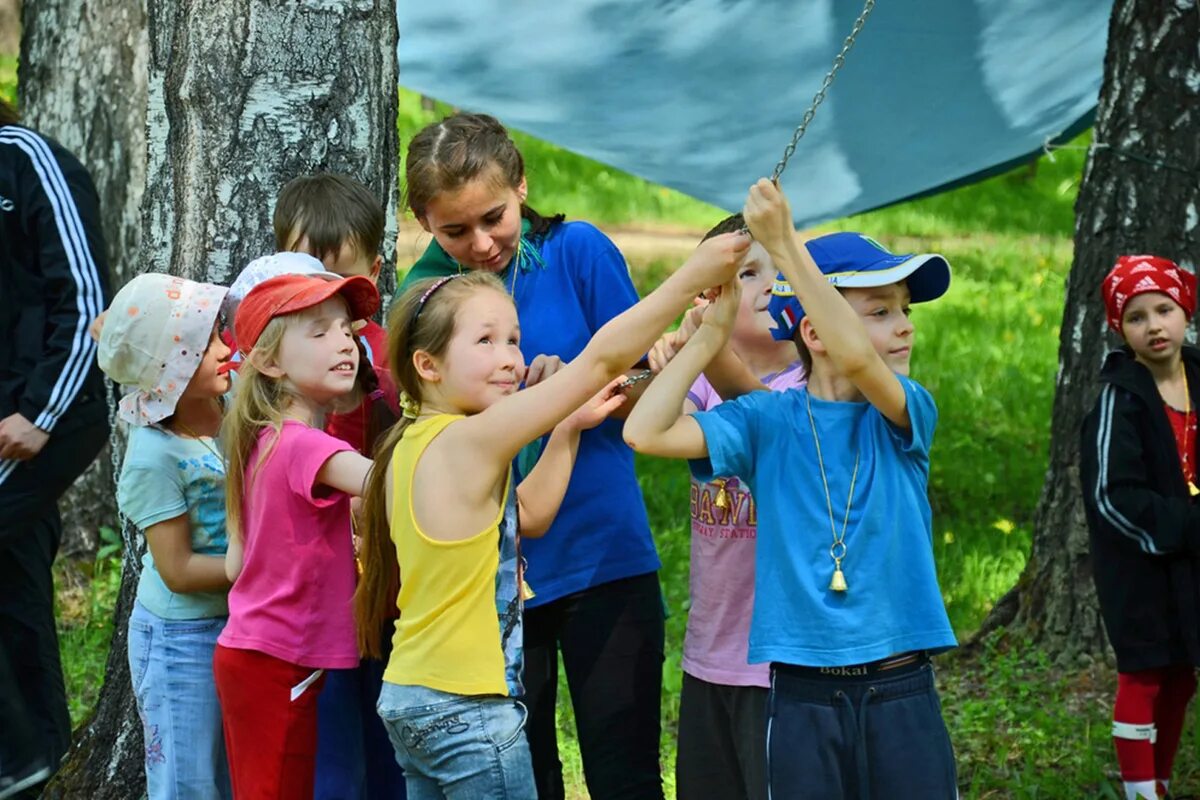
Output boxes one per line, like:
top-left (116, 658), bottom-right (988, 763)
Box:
top-left (212, 271), bottom-right (380, 799)
top-left (1081, 255), bottom-right (1200, 800)
top-left (625, 179), bottom-right (958, 800)
top-left (355, 230), bottom-right (749, 797)
top-left (272, 173), bottom-right (405, 800)
top-left (648, 213), bottom-right (803, 800)
top-left (97, 273), bottom-right (234, 800)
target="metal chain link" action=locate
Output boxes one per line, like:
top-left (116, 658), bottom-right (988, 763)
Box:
top-left (104, 375), bottom-right (143, 574)
top-left (770, 0), bottom-right (877, 182)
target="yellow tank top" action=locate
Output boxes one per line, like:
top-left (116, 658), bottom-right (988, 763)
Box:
top-left (383, 414), bottom-right (523, 697)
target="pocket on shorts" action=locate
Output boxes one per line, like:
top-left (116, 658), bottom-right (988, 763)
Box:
top-left (127, 612), bottom-right (154, 697)
top-left (483, 699), bottom-right (529, 753)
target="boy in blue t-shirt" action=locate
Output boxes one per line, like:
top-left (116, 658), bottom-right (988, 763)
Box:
top-left (625, 179), bottom-right (958, 799)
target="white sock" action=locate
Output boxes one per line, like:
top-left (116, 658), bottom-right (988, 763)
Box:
top-left (1124, 780), bottom-right (1158, 800)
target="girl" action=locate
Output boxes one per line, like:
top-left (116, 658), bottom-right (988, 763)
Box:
top-left (398, 112), bottom-right (669, 799)
top-left (97, 273), bottom-right (234, 799)
top-left (1083, 255), bottom-right (1200, 800)
top-left (212, 271), bottom-right (380, 799)
top-left (358, 231), bottom-right (749, 798)
top-left (648, 214), bottom-right (804, 800)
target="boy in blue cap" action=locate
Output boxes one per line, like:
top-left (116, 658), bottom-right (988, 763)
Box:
top-left (625, 179), bottom-right (958, 799)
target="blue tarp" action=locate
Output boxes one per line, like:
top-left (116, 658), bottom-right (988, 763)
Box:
top-left (397, 1), bottom-right (1111, 226)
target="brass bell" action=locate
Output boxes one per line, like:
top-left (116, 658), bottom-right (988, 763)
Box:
top-left (829, 568), bottom-right (848, 592)
top-left (521, 579), bottom-right (536, 601)
top-left (714, 480), bottom-right (729, 509)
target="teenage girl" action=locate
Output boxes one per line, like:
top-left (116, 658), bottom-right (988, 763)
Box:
top-left (399, 112), bottom-right (670, 798)
top-left (358, 230), bottom-right (749, 797)
top-left (212, 271), bottom-right (380, 799)
top-left (97, 273), bottom-right (234, 799)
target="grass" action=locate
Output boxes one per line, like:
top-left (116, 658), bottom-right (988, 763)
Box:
top-left (1, 54), bottom-right (16, 107)
top-left (44, 83), bottom-right (1175, 796)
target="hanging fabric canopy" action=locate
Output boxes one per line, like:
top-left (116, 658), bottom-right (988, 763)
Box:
top-left (396, 0), bottom-right (1111, 227)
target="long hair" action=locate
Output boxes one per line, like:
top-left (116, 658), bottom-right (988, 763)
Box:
top-left (220, 317), bottom-right (294, 543)
top-left (355, 271), bottom-right (510, 658)
top-left (404, 112), bottom-right (563, 239)
top-left (0, 98), bottom-right (18, 127)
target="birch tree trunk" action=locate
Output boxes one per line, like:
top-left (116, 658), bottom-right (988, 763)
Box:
top-left (980, 0), bottom-right (1200, 660)
top-left (39, 2), bottom-right (398, 796)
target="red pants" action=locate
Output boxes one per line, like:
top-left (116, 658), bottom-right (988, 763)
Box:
top-left (213, 645), bottom-right (328, 799)
top-left (1113, 665), bottom-right (1197, 783)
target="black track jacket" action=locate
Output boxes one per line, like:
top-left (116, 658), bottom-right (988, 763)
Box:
top-left (0, 124), bottom-right (109, 485)
top-left (1080, 345), bottom-right (1200, 672)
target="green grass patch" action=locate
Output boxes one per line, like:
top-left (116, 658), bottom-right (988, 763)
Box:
top-left (0, 54), bottom-right (16, 107)
top-left (55, 556), bottom-right (122, 726)
top-left (397, 87), bottom-right (724, 229)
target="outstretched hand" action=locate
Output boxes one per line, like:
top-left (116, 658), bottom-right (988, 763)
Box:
top-left (702, 276), bottom-right (742, 333)
top-left (647, 302), bottom-right (706, 373)
top-left (563, 376), bottom-right (629, 432)
top-left (743, 179), bottom-right (795, 248)
top-left (682, 230), bottom-right (751, 292)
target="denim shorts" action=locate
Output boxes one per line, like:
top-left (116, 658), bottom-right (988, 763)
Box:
top-left (127, 601), bottom-right (231, 800)
top-left (376, 682), bottom-right (534, 800)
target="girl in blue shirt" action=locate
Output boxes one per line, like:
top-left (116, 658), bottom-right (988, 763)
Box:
top-left (399, 113), bottom-right (665, 799)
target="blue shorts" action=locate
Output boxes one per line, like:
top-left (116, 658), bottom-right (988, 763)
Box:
top-left (767, 658), bottom-right (957, 800)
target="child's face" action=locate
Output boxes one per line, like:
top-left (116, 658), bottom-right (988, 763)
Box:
top-left (272, 297), bottom-right (360, 406)
top-left (1121, 291), bottom-right (1188, 366)
top-left (840, 281), bottom-right (914, 375)
top-left (179, 325), bottom-right (232, 401)
top-left (418, 168), bottom-right (525, 273)
top-left (425, 288), bottom-right (525, 414)
top-left (291, 234), bottom-right (382, 286)
top-left (730, 242), bottom-right (778, 346)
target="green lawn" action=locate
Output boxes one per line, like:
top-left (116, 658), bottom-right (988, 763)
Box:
top-left (48, 87), bottom-right (1187, 798)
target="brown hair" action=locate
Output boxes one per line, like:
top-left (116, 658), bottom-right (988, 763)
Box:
top-left (0, 98), bottom-right (19, 127)
top-left (273, 173), bottom-right (386, 264)
top-left (354, 271), bottom-right (511, 658)
top-left (404, 112), bottom-right (563, 238)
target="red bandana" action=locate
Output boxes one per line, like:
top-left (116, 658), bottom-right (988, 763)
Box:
top-left (1101, 255), bottom-right (1196, 334)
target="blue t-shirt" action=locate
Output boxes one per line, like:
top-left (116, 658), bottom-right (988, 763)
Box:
top-left (118, 425), bottom-right (229, 619)
top-left (509, 222), bottom-right (658, 605)
top-left (690, 376), bottom-right (956, 667)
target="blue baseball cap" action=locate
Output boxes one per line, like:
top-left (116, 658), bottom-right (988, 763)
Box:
top-left (767, 232), bottom-right (951, 341)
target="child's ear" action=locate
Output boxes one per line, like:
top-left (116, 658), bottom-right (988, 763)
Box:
top-left (800, 318), bottom-right (826, 357)
top-left (248, 348), bottom-right (286, 379)
top-left (412, 350), bottom-right (440, 383)
top-left (370, 255), bottom-right (383, 282)
top-left (517, 176), bottom-right (528, 204)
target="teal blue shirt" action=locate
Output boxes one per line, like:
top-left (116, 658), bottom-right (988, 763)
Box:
top-left (119, 425), bottom-right (229, 619)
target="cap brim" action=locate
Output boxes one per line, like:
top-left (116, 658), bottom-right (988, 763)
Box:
top-left (275, 275), bottom-right (381, 322)
top-left (826, 254), bottom-right (951, 304)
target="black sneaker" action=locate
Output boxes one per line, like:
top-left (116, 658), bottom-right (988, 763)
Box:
top-left (0, 760), bottom-right (52, 800)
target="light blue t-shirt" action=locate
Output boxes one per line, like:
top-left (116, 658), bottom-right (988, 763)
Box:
top-left (689, 376), bottom-right (956, 667)
top-left (118, 425), bottom-right (229, 619)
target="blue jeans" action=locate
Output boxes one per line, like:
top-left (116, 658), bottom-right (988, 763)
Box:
top-left (127, 602), bottom-right (231, 800)
top-left (376, 683), bottom-right (534, 800)
top-left (316, 661), bottom-right (406, 800)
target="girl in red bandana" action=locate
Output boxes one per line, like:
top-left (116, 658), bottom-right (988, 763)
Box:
top-left (1082, 255), bottom-right (1200, 800)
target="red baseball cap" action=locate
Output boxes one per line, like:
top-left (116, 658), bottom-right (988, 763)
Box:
top-left (233, 273), bottom-right (380, 355)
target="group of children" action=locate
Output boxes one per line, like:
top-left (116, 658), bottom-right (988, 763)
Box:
top-left (90, 109), bottom-right (1198, 800)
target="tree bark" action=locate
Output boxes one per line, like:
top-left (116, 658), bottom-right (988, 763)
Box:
top-left (980, 0), bottom-right (1200, 661)
top-left (19, 0), bottom-right (147, 559)
top-left (36, 2), bottom-right (398, 797)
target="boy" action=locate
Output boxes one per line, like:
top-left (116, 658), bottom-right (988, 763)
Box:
top-left (273, 173), bottom-right (397, 453)
top-left (271, 172), bottom-right (404, 800)
top-left (1081, 255), bottom-right (1200, 800)
top-left (624, 179), bottom-right (958, 799)
top-left (652, 213), bottom-right (803, 800)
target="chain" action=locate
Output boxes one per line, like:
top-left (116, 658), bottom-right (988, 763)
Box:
top-left (104, 376), bottom-right (143, 573)
top-left (770, 0), bottom-right (877, 182)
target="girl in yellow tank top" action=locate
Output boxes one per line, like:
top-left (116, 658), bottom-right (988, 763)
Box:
top-left (355, 227), bottom-right (749, 796)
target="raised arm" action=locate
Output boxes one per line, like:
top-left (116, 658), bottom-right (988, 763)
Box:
top-left (625, 279), bottom-right (741, 459)
top-left (447, 231), bottom-right (751, 469)
top-left (744, 180), bottom-right (908, 429)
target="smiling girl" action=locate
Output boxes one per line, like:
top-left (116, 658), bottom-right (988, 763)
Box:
top-left (211, 272), bottom-right (379, 800)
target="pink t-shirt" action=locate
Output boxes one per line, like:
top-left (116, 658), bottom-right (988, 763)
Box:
top-left (683, 362), bottom-right (806, 687)
top-left (218, 421), bottom-right (359, 669)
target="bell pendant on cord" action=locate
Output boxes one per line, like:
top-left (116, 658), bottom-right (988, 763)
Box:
top-left (830, 565), bottom-right (848, 592)
top-left (714, 481), bottom-right (729, 509)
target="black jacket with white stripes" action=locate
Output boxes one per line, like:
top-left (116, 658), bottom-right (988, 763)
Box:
top-left (0, 124), bottom-right (110, 445)
top-left (1080, 345), bottom-right (1200, 672)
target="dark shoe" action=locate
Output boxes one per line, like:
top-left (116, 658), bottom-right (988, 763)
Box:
top-left (0, 760), bottom-right (51, 800)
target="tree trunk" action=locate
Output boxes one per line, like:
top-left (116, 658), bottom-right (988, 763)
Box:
top-left (979, 0), bottom-right (1200, 661)
top-left (37, 2), bottom-right (398, 797)
top-left (19, 0), bottom-right (147, 559)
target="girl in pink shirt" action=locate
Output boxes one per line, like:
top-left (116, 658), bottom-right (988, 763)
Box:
top-left (212, 272), bottom-right (379, 800)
